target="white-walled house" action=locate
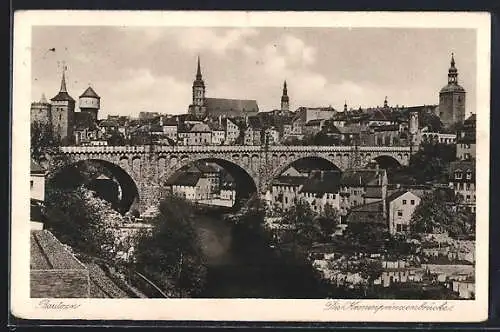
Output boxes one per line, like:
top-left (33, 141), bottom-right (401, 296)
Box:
top-left (31, 160), bottom-right (47, 230)
top-left (298, 171), bottom-right (342, 214)
top-left (31, 160), bottom-right (46, 202)
top-left (386, 190), bottom-right (421, 235)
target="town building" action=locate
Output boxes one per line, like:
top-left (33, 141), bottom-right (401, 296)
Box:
top-left (223, 118), bottom-right (241, 145)
top-left (448, 160), bottom-right (476, 212)
top-left (345, 200), bottom-right (385, 225)
top-left (304, 119), bottom-right (325, 137)
top-left (161, 117), bottom-right (179, 142)
top-left (299, 171), bottom-right (342, 214)
top-left (31, 160), bottom-right (46, 230)
top-left (209, 122), bottom-right (226, 145)
top-left (375, 260), bottom-right (425, 287)
top-left (386, 190), bottom-right (421, 235)
top-left (456, 113), bottom-right (476, 161)
top-left (243, 117), bottom-right (262, 146)
top-left (420, 131), bottom-right (457, 145)
top-left (338, 168), bottom-right (388, 217)
top-left (30, 160), bottom-right (46, 203)
top-left (166, 172), bottom-right (212, 201)
top-left (264, 126), bottom-right (280, 145)
top-left (270, 176), bottom-right (306, 211)
top-left (439, 53), bottom-right (466, 128)
top-left (187, 57), bottom-right (259, 119)
top-left (186, 123), bottom-right (212, 146)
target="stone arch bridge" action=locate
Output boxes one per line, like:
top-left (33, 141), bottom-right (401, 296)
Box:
top-left (48, 145), bottom-right (413, 213)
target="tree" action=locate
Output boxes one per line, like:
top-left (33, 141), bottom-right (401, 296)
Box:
top-left (107, 130), bottom-right (126, 146)
top-left (31, 121), bottom-right (60, 163)
top-left (408, 142), bottom-right (456, 184)
top-left (43, 187), bottom-right (121, 262)
top-left (281, 198), bottom-right (322, 250)
top-left (357, 259), bottom-right (383, 295)
top-left (133, 196), bottom-right (207, 297)
top-left (409, 190), bottom-right (473, 237)
top-left (317, 203), bottom-right (340, 237)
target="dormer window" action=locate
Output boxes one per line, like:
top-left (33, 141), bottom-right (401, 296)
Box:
top-left (455, 171), bottom-right (463, 180)
top-left (466, 171), bottom-right (472, 180)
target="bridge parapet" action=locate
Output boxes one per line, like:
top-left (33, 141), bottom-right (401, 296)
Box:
top-left (59, 145), bottom-right (414, 154)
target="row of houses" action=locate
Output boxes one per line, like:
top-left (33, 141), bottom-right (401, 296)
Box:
top-left (266, 161), bottom-right (424, 236)
top-left (164, 161), bottom-right (237, 206)
top-left (69, 98), bottom-right (467, 148)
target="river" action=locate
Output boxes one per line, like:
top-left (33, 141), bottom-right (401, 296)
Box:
top-left (192, 211), bottom-right (329, 298)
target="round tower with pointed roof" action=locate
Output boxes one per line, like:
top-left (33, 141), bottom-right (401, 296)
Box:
top-left (30, 93), bottom-right (52, 125)
top-left (79, 85), bottom-right (101, 122)
top-left (439, 53), bottom-right (466, 128)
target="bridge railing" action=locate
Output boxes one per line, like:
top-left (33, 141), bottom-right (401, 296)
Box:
top-left (59, 145), bottom-right (412, 154)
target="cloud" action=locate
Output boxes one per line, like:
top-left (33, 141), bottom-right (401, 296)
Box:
top-left (282, 35), bottom-right (317, 66)
top-left (176, 28), bottom-right (259, 56)
top-left (97, 68), bottom-right (191, 116)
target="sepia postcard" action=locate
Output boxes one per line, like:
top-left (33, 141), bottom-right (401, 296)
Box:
top-left (11, 10), bottom-right (490, 322)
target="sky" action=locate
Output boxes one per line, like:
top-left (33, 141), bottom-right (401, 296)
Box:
top-left (31, 26), bottom-right (477, 119)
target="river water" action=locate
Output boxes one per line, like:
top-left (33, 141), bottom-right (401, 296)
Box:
top-left (192, 212), bottom-right (328, 298)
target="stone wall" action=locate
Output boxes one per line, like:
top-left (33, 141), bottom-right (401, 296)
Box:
top-left (31, 269), bottom-right (90, 298)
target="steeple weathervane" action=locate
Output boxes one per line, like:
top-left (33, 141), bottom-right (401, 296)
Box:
top-left (196, 55), bottom-right (202, 80)
top-left (448, 52), bottom-right (458, 84)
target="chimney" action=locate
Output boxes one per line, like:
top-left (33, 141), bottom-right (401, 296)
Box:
top-left (219, 115), bottom-right (222, 127)
top-left (160, 116), bottom-right (163, 126)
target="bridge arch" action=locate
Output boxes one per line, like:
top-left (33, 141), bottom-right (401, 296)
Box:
top-left (370, 155), bottom-right (403, 169)
top-left (161, 157), bottom-right (258, 208)
top-left (49, 159), bottom-right (140, 214)
top-left (271, 155), bottom-right (342, 180)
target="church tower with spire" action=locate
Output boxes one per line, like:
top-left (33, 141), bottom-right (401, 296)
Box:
top-left (50, 66), bottom-right (75, 143)
top-left (188, 56), bottom-right (207, 118)
top-left (439, 53), bottom-right (466, 128)
top-left (280, 80), bottom-right (289, 112)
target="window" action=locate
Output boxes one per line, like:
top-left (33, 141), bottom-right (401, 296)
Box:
top-left (402, 200), bottom-right (407, 205)
top-left (30, 180), bottom-right (33, 188)
top-left (455, 171), bottom-right (463, 180)
top-left (410, 200), bottom-right (415, 205)
top-left (285, 197), bottom-right (288, 204)
top-left (466, 172), bottom-right (472, 180)
top-left (396, 224), bottom-right (402, 232)
top-left (397, 210), bottom-right (403, 217)
top-left (466, 183), bottom-right (471, 191)
top-left (466, 195), bottom-right (471, 200)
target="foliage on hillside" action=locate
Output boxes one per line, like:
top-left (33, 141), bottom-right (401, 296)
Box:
top-left (132, 196), bottom-right (207, 297)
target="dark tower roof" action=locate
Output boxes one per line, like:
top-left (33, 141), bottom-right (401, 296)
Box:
top-left (51, 69), bottom-right (75, 102)
top-left (344, 100), bottom-right (347, 112)
top-left (440, 53), bottom-right (465, 94)
top-left (193, 56), bottom-right (205, 88)
top-left (384, 96), bottom-right (388, 108)
top-left (79, 86), bottom-right (100, 99)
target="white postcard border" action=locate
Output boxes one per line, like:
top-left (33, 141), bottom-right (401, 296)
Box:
top-left (11, 10), bottom-right (491, 322)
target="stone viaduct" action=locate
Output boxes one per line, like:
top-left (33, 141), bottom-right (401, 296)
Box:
top-left (47, 145), bottom-right (414, 213)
